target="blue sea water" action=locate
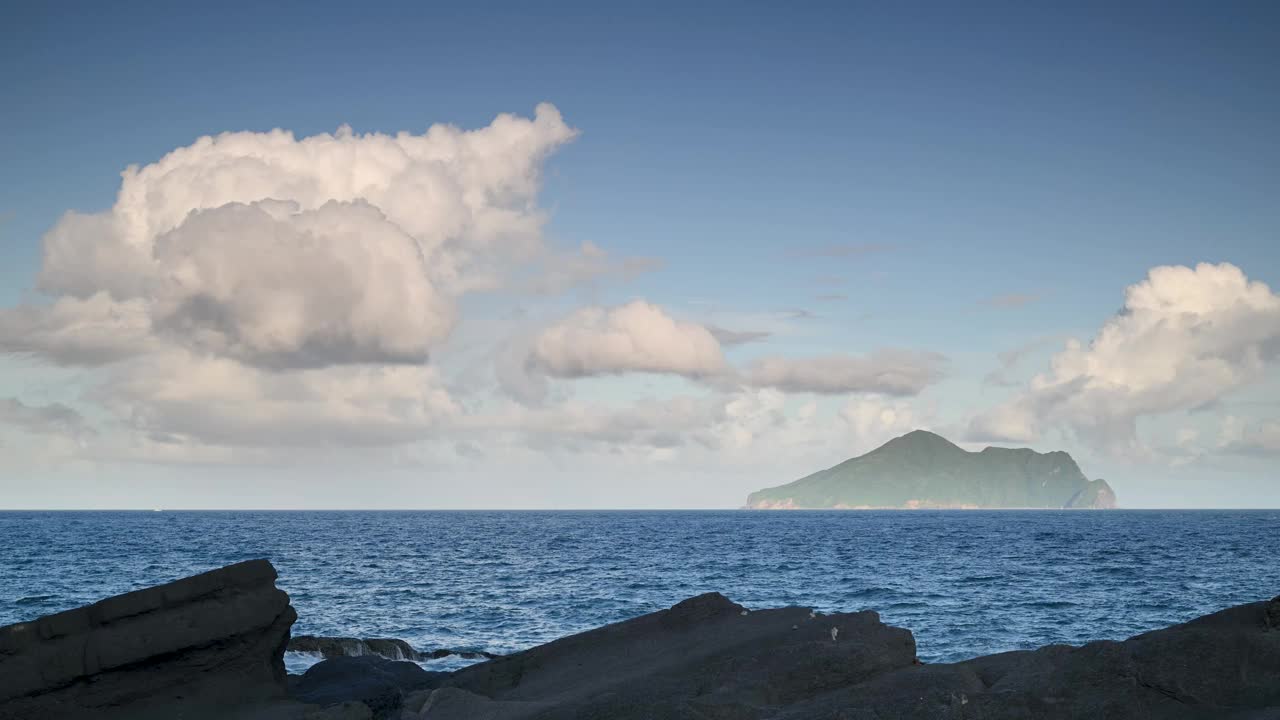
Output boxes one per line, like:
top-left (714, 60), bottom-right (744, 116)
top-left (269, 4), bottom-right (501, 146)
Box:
top-left (1, 510), bottom-right (1276, 673)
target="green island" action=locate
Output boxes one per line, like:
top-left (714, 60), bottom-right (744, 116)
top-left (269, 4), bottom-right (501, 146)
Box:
top-left (746, 430), bottom-right (1117, 510)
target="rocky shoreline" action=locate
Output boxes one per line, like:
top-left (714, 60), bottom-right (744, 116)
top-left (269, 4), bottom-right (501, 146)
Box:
top-left (288, 635), bottom-right (501, 664)
top-left (1, 560), bottom-right (1277, 719)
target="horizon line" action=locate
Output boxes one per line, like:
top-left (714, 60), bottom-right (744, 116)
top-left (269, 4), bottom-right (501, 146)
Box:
top-left (1, 507), bottom-right (1277, 512)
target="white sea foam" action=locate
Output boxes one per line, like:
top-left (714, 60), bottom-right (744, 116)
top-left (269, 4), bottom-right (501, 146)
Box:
top-left (282, 650), bottom-right (485, 676)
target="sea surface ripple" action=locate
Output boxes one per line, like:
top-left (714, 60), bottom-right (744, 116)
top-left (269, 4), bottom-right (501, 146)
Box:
top-left (1, 510), bottom-right (1276, 671)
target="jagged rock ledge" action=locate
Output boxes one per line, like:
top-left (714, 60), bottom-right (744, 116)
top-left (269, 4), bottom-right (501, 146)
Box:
top-left (3, 560), bottom-right (1278, 719)
top-left (409, 592), bottom-right (1280, 719)
top-left (0, 559), bottom-right (317, 719)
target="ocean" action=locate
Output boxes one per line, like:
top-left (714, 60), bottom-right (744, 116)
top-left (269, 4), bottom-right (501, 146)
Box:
top-left (1, 510), bottom-right (1276, 674)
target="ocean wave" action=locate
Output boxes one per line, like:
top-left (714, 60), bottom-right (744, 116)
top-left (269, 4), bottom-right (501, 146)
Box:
top-left (3, 509), bottom-right (1276, 668)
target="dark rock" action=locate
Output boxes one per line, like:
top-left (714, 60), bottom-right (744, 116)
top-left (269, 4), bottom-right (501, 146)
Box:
top-left (423, 593), bottom-right (916, 719)
top-left (769, 596), bottom-right (1280, 720)
top-left (366, 638), bottom-right (420, 662)
top-left (0, 559), bottom-right (297, 720)
top-left (456, 650), bottom-right (503, 660)
top-left (416, 687), bottom-right (550, 720)
top-left (293, 655), bottom-right (445, 719)
top-left (313, 701), bottom-right (375, 720)
top-left (410, 595), bottom-right (1280, 720)
top-left (952, 597), bottom-right (1280, 719)
top-left (773, 663), bottom-right (989, 719)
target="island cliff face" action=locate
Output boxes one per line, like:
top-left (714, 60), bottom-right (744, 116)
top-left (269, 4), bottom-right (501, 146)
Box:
top-left (747, 430), bottom-right (1117, 510)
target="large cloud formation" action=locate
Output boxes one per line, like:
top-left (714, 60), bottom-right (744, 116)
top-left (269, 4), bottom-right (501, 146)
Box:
top-left (148, 200), bottom-right (451, 368)
top-left (1, 105), bottom-right (578, 447)
top-left (528, 301), bottom-right (728, 379)
top-left (968, 263), bottom-right (1280, 455)
top-left (1, 105), bottom-right (952, 462)
top-left (9, 103), bottom-right (576, 369)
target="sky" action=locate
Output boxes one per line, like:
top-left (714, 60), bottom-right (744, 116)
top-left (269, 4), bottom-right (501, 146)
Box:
top-left (0, 1), bottom-right (1277, 508)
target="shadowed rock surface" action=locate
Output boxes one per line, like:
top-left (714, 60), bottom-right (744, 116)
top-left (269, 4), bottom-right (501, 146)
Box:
top-left (410, 593), bottom-right (1280, 720)
top-left (773, 595), bottom-right (1280, 719)
top-left (0, 560), bottom-right (347, 720)
top-left (424, 592), bottom-right (918, 719)
top-left (293, 656), bottom-right (444, 719)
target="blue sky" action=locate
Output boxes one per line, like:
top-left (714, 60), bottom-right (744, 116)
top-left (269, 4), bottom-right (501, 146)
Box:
top-left (1, 1), bottom-right (1277, 508)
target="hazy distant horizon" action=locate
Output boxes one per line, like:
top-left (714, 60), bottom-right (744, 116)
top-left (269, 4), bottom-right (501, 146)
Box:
top-left (4, 507), bottom-right (1280, 512)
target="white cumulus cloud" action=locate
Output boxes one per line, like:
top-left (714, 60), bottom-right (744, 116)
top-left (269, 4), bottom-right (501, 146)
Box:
top-left (968, 262), bottom-right (1280, 455)
top-left (1, 105), bottom-right (579, 450)
top-left (528, 300), bottom-right (728, 379)
top-left (6, 103), bottom-right (577, 370)
top-left (147, 200), bottom-right (451, 367)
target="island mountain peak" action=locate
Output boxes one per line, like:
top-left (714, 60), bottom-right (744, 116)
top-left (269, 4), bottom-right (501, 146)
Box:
top-left (883, 428), bottom-right (951, 444)
top-left (747, 430), bottom-right (1116, 510)
top-left (871, 429), bottom-right (964, 455)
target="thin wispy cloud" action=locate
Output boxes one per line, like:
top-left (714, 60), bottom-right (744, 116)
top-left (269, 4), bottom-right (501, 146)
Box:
top-left (706, 325), bottom-right (772, 346)
top-left (982, 336), bottom-right (1064, 387)
top-left (744, 350), bottom-right (947, 396)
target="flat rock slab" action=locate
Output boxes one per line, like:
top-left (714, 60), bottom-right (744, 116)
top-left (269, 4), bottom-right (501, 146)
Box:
top-left (0, 559), bottom-right (297, 720)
